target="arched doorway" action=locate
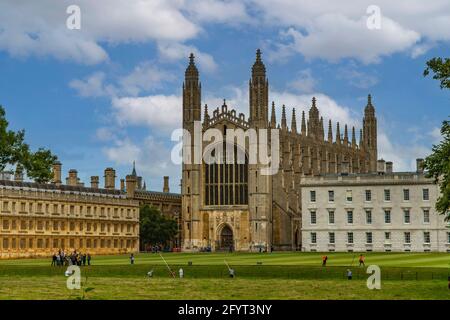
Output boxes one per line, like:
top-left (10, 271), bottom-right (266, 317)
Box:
top-left (219, 225), bottom-right (233, 250)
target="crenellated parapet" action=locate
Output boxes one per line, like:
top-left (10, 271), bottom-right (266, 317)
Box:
top-left (203, 99), bottom-right (250, 130)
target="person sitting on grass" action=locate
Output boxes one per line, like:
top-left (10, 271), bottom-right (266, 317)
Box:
top-left (359, 254), bottom-right (365, 267)
top-left (229, 268), bottom-right (235, 278)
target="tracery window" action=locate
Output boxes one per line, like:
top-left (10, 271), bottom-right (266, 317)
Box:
top-left (204, 143), bottom-right (248, 206)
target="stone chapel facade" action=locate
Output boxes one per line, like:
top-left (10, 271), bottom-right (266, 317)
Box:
top-left (181, 50), bottom-right (378, 251)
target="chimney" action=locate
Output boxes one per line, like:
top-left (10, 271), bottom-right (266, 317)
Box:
top-left (14, 164), bottom-right (24, 182)
top-left (126, 175), bottom-right (137, 198)
top-left (120, 178), bottom-right (125, 191)
top-left (416, 158), bottom-right (424, 173)
top-left (90, 176), bottom-right (99, 188)
top-left (163, 176), bottom-right (170, 193)
top-left (52, 161), bottom-right (62, 185)
top-left (386, 161), bottom-right (393, 174)
top-left (104, 168), bottom-right (116, 189)
top-left (68, 169), bottom-right (78, 186)
top-left (377, 159), bottom-right (386, 174)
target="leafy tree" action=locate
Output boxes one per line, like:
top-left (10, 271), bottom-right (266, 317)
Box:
top-left (423, 57), bottom-right (450, 220)
top-left (423, 57), bottom-right (450, 89)
top-left (423, 120), bottom-right (450, 220)
top-left (0, 105), bottom-right (57, 182)
top-left (24, 148), bottom-right (57, 183)
top-left (139, 205), bottom-right (178, 250)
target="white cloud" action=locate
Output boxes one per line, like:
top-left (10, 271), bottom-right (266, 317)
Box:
top-left (118, 62), bottom-right (175, 96)
top-left (0, 0), bottom-right (199, 64)
top-left (271, 15), bottom-right (420, 64)
top-left (102, 134), bottom-right (181, 191)
top-left (336, 67), bottom-right (378, 89)
top-left (111, 95), bottom-right (182, 133)
top-left (186, 0), bottom-right (251, 24)
top-left (69, 72), bottom-right (113, 97)
top-left (95, 127), bottom-right (117, 142)
top-left (157, 42), bottom-right (218, 73)
top-left (251, 0), bottom-right (450, 63)
top-left (287, 69), bottom-right (317, 93)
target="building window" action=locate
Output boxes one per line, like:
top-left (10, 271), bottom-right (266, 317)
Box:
top-left (347, 211), bottom-right (353, 224)
top-left (423, 188), bottom-right (429, 201)
top-left (311, 232), bottom-right (317, 244)
top-left (347, 232), bottom-right (354, 244)
top-left (403, 189), bottom-right (410, 201)
top-left (329, 232), bottom-right (335, 244)
top-left (423, 209), bottom-right (430, 223)
top-left (384, 210), bottom-right (391, 224)
top-left (204, 144), bottom-right (248, 206)
top-left (423, 232), bottom-right (430, 244)
top-left (310, 211), bottom-right (317, 224)
top-left (404, 209), bottom-right (411, 224)
top-left (310, 190), bottom-right (316, 202)
top-left (2, 220), bottom-right (9, 230)
top-left (365, 190), bottom-right (372, 202)
top-left (384, 189), bottom-right (391, 201)
top-left (346, 190), bottom-right (353, 202)
top-left (366, 210), bottom-right (372, 224)
top-left (385, 232), bottom-right (391, 241)
top-left (328, 211), bottom-right (335, 224)
top-left (447, 232), bottom-right (450, 244)
top-left (328, 190), bottom-right (334, 202)
top-left (366, 232), bottom-right (373, 244)
top-left (404, 232), bottom-right (411, 244)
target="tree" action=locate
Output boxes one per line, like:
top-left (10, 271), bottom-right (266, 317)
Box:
top-left (139, 205), bottom-right (178, 250)
top-left (423, 120), bottom-right (450, 220)
top-left (423, 57), bottom-right (450, 89)
top-left (0, 105), bottom-right (57, 182)
top-left (423, 57), bottom-right (450, 220)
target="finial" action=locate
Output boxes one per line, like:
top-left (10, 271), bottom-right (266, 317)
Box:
top-left (291, 108), bottom-right (297, 133)
top-left (256, 49), bottom-right (261, 62)
top-left (301, 110), bottom-right (306, 135)
top-left (328, 119), bottom-right (333, 142)
top-left (312, 96), bottom-right (316, 108)
top-left (368, 94), bottom-right (372, 105)
top-left (132, 161), bottom-right (137, 176)
top-left (281, 104), bottom-right (287, 129)
top-left (189, 53), bottom-right (195, 65)
top-left (223, 98), bottom-right (227, 106)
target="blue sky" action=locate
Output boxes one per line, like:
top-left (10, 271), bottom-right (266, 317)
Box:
top-left (0, 0), bottom-right (449, 192)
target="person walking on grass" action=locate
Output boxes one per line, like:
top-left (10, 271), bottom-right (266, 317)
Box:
top-left (347, 269), bottom-right (352, 280)
top-left (130, 253), bottom-right (135, 265)
top-left (51, 253), bottom-right (57, 266)
top-left (87, 253), bottom-right (91, 266)
top-left (322, 255), bottom-right (328, 267)
top-left (359, 254), bottom-right (365, 267)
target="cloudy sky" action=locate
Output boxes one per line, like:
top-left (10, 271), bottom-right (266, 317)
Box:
top-left (0, 0), bottom-right (449, 192)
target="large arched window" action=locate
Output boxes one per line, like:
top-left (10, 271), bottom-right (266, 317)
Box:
top-left (204, 142), bottom-right (248, 206)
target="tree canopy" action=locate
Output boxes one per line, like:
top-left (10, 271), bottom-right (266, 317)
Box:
top-left (0, 105), bottom-right (57, 183)
top-left (423, 57), bottom-right (450, 220)
top-left (139, 205), bottom-right (178, 249)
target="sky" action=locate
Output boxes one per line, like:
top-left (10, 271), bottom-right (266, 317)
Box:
top-left (0, 0), bottom-right (449, 193)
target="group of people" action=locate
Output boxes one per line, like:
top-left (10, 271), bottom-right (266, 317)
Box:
top-left (321, 254), bottom-right (366, 280)
top-left (51, 250), bottom-right (91, 267)
top-left (321, 254), bottom-right (366, 268)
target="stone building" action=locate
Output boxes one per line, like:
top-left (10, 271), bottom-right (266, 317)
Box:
top-left (0, 161), bottom-right (182, 258)
top-left (300, 159), bottom-right (449, 252)
top-left (124, 163), bottom-right (182, 248)
top-left (0, 164), bottom-right (140, 258)
top-left (181, 50), bottom-right (378, 251)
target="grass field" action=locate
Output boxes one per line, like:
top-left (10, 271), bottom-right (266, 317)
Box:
top-left (0, 252), bottom-right (449, 300)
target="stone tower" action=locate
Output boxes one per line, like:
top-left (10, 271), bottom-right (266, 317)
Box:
top-left (248, 49), bottom-right (273, 250)
top-left (249, 49), bottom-right (269, 129)
top-left (182, 53), bottom-right (202, 249)
top-left (363, 94), bottom-right (378, 172)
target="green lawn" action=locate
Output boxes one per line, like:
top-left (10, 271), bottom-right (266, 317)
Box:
top-left (0, 252), bottom-right (449, 300)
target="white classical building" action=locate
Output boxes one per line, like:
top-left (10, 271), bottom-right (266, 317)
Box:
top-left (300, 160), bottom-right (450, 252)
